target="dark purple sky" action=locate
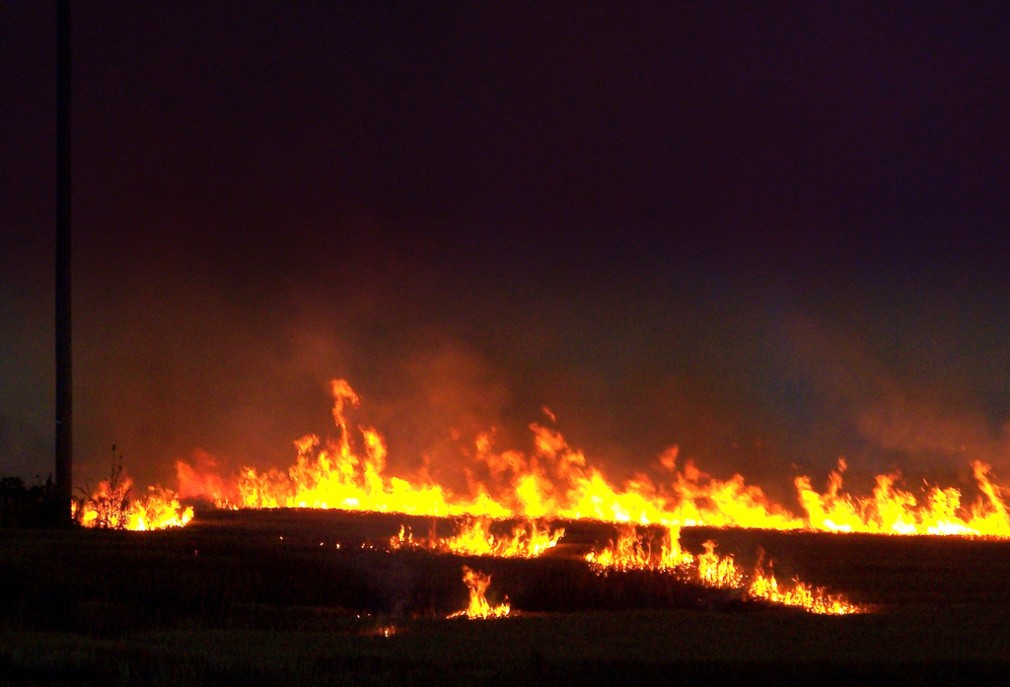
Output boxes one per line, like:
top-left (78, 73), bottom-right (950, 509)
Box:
top-left (3, 2), bottom-right (1009, 496)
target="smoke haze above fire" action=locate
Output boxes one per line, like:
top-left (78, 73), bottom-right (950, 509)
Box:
top-left (2, 3), bottom-right (1009, 495)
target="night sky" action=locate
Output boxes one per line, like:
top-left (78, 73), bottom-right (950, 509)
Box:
top-left (3, 2), bottom-right (1009, 498)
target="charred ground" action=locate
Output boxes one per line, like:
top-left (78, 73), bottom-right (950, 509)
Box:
top-left (3, 510), bottom-right (1010, 686)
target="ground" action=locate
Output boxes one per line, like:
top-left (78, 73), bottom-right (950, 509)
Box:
top-left (2, 510), bottom-right (1010, 686)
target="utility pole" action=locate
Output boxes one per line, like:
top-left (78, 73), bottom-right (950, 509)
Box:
top-left (55, 0), bottom-right (73, 525)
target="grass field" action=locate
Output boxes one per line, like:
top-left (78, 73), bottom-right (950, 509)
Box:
top-left (3, 510), bottom-right (1010, 685)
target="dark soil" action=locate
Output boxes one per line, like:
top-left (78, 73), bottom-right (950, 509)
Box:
top-left (2, 510), bottom-right (1009, 686)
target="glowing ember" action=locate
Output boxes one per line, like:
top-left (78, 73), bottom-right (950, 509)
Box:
top-left (446, 566), bottom-right (511, 619)
top-left (388, 524), bottom-right (421, 551)
top-left (362, 624), bottom-right (399, 638)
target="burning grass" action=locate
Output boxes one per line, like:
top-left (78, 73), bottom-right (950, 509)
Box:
top-left (446, 566), bottom-right (511, 619)
top-left (388, 516), bottom-right (564, 559)
top-left (3, 514), bottom-right (1010, 685)
top-left (165, 378), bottom-right (1010, 538)
top-left (63, 377), bottom-right (1007, 623)
top-left (72, 463), bottom-right (193, 531)
top-left (74, 378), bottom-right (1010, 545)
top-left (584, 525), bottom-right (863, 615)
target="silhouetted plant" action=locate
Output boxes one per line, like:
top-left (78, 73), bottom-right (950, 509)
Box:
top-left (73, 445), bottom-right (132, 529)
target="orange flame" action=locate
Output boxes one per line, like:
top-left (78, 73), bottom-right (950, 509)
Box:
top-left (585, 525), bottom-right (863, 614)
top-left (164, 378), bottom-right (1010, 540)
top-left (696, 539), bottom-right (744, 588)
top-left (388, 524), bottom-right (421, 551)
top-left (446, 566), bottom-right (511, 619)
top-left (75, 476), bottom-right (193, 531)
top-left (388, 518), bottom-right (563, 558)
top-left (796, 458), bottom-right (1010, 537)
top-left (746, 550), bottom-right (862, 615)
top-left (442, 517), bottom-right (564, 558)
top-left (584, 524), bottom-right (692, 572)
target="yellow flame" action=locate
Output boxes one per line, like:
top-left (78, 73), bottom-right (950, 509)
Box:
top-left (387, 518), bottom-right (563, 558)
top-left (746, 551), bottom-right (862, 615)
top-left (163, 378), bottom-right (1010, 540)
top-left (388, 524), bottom-right (418, 551)
top-left (446, 566), bottom-right (511, 619)
top-left (585, 526), bottom-right (863, 615)
top-left (696, 539), bottom-right (743, 588)
top-left (584, 524), bottom-right (692, 572)
top-left (443, 517), bottom-right (564, 558)
top-left (75, 477), bottom-right (193, 531)
top-left (795, 458), bottom-right (1010, 537)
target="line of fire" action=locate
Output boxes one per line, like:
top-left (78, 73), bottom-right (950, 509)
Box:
top-left (70, 378), bottom-right (1010, 618)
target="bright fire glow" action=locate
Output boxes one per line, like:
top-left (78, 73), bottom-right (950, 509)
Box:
top-left (586, 526), bottom-right (863, 615)
top-left (388, 517), bottom-right (563, 558)
top-left (747, 555), bottom-right (862, 615)
top-left (796, 459), bottom-right (1010, 537)
top-left (75, 476), bottom-right (193, 531)
top-left (172, 379), bottom-right (1010, 537)
top-left (444, 517), bottom-right (564, 558)
top-left (584, 524), bottom-right (693, 572)
top-left (446, 566), bottom-right (511, 619)
top-left (696, 539), bottom-right (744, 588)
top-left (88, 378), bottom-right (1010, 539)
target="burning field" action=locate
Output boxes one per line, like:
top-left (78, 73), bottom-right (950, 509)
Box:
top-left (5, 509), bottom-right (1010, 686)
top-left (77, 379), bottom-right (1010, 540)
top-left (7, 378), bottom-right (1007, 684)
top-left (8, 0), bottom-right (1009, 682)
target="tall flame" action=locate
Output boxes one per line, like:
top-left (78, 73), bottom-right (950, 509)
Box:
top-left (696, 539), bottom-right (744, 588)
top-left (584, 524), bottom-right (693, 572)
top-left (795, 458), bottom-right (1010, 537)
top-left (446, 566), bottom-right (511, 619)
top-left (191, 379), bottom-right (1010, 537)
top-left (88, 377), bottom-right (1010, 537)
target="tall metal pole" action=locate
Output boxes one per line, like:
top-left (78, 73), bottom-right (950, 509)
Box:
top-left (55, 0), bottom-right (73, 525)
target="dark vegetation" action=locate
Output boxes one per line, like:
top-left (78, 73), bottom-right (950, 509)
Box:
top-left (0, 476), bottom-right (61, 528)
top-left (2, 510), bottom-right (1010, 685)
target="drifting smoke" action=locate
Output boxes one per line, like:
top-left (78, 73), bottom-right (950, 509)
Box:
top-left (784, 316), bottom-right (1010, 493)
top-left (66, 273), bottom-right (1010, 511)
top-left (2, 2), bottom-right (1007, 536)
